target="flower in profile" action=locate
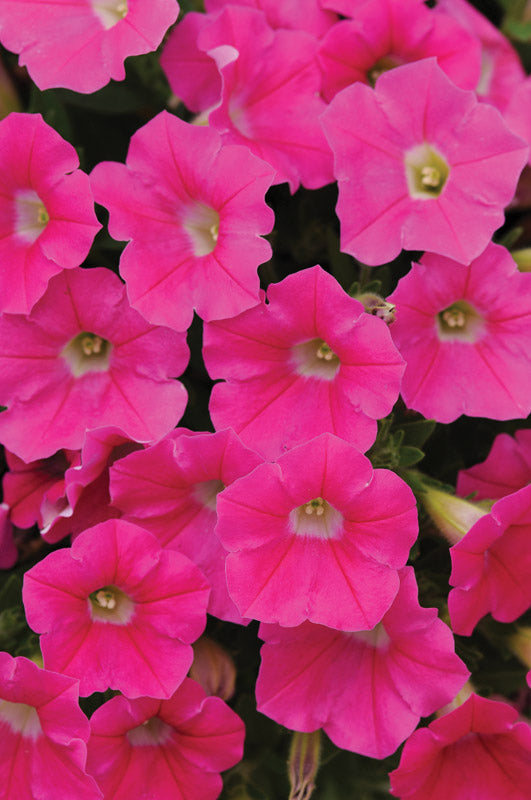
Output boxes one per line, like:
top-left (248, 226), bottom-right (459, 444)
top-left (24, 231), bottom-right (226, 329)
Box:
top-left (23, 519), bottom-right (210, 698)
top-left (387, 243), bottom-right (531, 423)
top-left (110, 428), bottom-right (262, 623)
top-left (91, 111), bottom-right (274, 332)
top-left (448, 483), bottom-right (531, 636)
top-left (322, 58), bottom-right (528, 265)
top-left (87, 678), bottom-right (245, 800)
top-left (0, 653), bottom-right (102, 800)
top-left (457, 429), bottom-right (531, 501)
top-left (0, 113), bottom-right (100, 314)
top-left (389, 693), bottom-right (531, 799)
top-left (0, 0), bottom-right (179, 93)
top-left (257, 567), bottom-right (469, 759)
top-left (204, 266), bottom-right (404, 459)
top-left (0, 266), bottom-right (189, 461)
top-left (0, 502), bottom-right (17, 569)
top-left (189, 637), bottom-right (237, 701)
top-left (318, 0), bottom-right (481, 101)
top-left (216, 433), bottom-right (418, 630)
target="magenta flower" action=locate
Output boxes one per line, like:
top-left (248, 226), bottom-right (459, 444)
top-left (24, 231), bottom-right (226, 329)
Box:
top-left (204, 266), bottom-right (404, 459)
top-left (91, 112), bottom-right (274, 332)
top-left (318, 0), bottom-right (481, 101)
top-left (0, 113), bottom-right (100, 314)
top-left (0, 266), bottom-right (189, 461)
top-left (205, 0), bottom-right (337, 36)
top-left (322, 58), bottom-right (528, 265)
top-left (87, 678), bottom-right (245, 800)
top-left (389, 694), bottom-right (531, 800)
top-left (387, 243), bottom-right (531, 423)
top-left (0, 503), bottom-right (17, 569)
top-left (0, 0), bottom-right (179, 93)
top-left (448, 483), bottom-right (531, 636)
top-left (23, 519), bottom-right (210, 698)
top-left (203, 6), bottom-right (334, 192)
top-left (216, 434), bottom-right (418, 630)
top-left (110, 428), bottom-right (262, 623)
top-left (458, 430), bottom-right (531, 502)
top-left (257, 567), bottom-right (469, 759)
top-left (0, 653), bottom-right (101, 800)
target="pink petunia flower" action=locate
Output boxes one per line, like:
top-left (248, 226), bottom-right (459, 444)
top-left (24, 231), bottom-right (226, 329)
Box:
top-left (257, 567), bottom-right (469, 759)
top-left (202, 6), bottom-right (334, 192)
top-left (110, 428), bottom-right (262, 623)
top-left (204, 265), bottom-right (405, 459)
top-left (448, 483), bottom-right (531, 636)
top-left (321, 58), bottom-right (529, 265)
top-left (387, 243), bottom-right (531, 423)
top-left (86, 678), bottom-right (245, 800)
top-left (216, 433), bottom-right (418, 630)
top-left (0, 653), bottom-right (102, 800)
top-left (91, 111), bottom-right (274, 331)
top-left (389, 693), bottom-right (531, 800)
top-left (205, 0), bottom-right (337, 36)
top-left (0, 113), bottom-right (100, 314)
top-left (0, 266), bottom-right (189, 461)
top-left (457, 429), bottom-right (531, 502)
top-left (318, 0), bottom-right (481, 102)
top-left (0, 0), bottom-right (180, 93)
top-left (23, 519), bottom-right (210, 698)
top-left (503, 78), bottom-right (531, 165)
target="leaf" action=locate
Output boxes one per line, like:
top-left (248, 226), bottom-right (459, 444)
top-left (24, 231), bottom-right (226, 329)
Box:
top-left (399, 419), bottom-right (436, 449)
top-left (398, 446), bottom-right (426, 467)
top-left (0, 572), bottom-right (22, 610)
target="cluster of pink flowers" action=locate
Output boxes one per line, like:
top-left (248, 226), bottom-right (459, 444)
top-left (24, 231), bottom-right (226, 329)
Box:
top-left (0, 0), bottom-right (530, 799)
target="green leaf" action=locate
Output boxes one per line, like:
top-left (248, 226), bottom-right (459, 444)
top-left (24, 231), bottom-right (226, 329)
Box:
top-left (399, 419), bottom-right (436, 449)
top-left (398, 446), bottom-right (426, 467)
top-left (0, 573), bottom-right (22, 610)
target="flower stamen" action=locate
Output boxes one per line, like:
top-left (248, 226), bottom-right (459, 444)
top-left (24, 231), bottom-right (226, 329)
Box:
top-left (304, 497), bottom-right (325, 516)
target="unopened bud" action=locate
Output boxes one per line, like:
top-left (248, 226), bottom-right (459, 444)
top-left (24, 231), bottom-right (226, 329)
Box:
top-left (189, 637), bottom-right (236, 701)
top-left (0, 61), bottom-right (20, 119)
top-left (511, 247), bottom-right (531, 272)
top-left (435, 681), bottom-right (474, 717)
top-left (288, 730), bottom-right (322, 800)
top-left (356, 292), bottom-right (396, 324)
top-left (421, 485), bottom-right (489, 546)
top-left (508, 626), bottom-right (531, 670)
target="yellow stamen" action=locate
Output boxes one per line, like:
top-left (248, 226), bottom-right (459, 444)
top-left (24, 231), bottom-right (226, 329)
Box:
top-left (94, 589), bottom-right (117, 610)
top-left (81, 335), bottom-right (104, 356)
top-left (304, 497), bottom-right (325, 516)
top-left (37, 205), bottom-right (49, 226)
top-left (442, 308), bottom-right (466, 328)
top-left (316, 343), bottom-right (335, 362)
top-left (420, 166), bottom-right (441, 188)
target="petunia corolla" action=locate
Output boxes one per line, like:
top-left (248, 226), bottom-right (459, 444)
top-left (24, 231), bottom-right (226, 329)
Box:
top-left (387, 243), bottom-right (531, 423)
top-left (257, 567), bottom-right (469, 759)
top-left (0, 0), bottom-right (180, 93)
top-left (0, 113), bottom-right (100, 314)
top-left (321, 59), bottom-right (529, 266)
top-left (318, 0), bottom-right (481, 102)
top-left (389, 693), bottom-right (531, 800)
top-left (216, 433), bottom-right (418, 630)
top-left (91, 112), bottom-right (274, 332)
top-left (87, 678), bottom-right (245, 800)
top-left (205, 0), bottom-right (337, 36)
top-left (204, 266), bottom-right (405, 459)
top-left (23, 519), bottom-right (210, 698)
top-left (0, 653), bottom-right (102, 800)
top-left (457, 429), bottom-right (531, 502)
top-left (0, 266), bottom-right (189, 461)
top-left (448, 483), bottom-right (531, 636)
top-left (110, 428), bottom-right (262, 623)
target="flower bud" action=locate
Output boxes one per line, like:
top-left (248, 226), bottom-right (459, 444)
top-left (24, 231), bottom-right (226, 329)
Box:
top-left (356, 291), bottom-right (396, 324)
top-left (421, 485), bottom-right (489, 545)
top-left (189, 636), bottom-right (236, 701)
top-left (508, 626), bottom-right (531, 670)
top-left (288, 730), bottom-right (322, 800)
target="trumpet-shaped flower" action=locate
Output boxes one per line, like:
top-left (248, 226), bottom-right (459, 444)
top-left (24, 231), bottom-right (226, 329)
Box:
top-left (457, 429), bottom-right (531, 501)
top-left (387, 243), bottom-right (531, 423)
top-left (0, 653), bottom-right (101, 800)
top-left (0, 0), bottom-right (180, 93)
top-left (91, 112), bottom-right (274, 331)
top-left (257, 567), bottom-right (469, 759)
top-left (204, 266), bottom-right (404, 459)
top-left (0, 267), bottom-right (189, 461)
top-left (216, 434), bottom-right (418, 630)
top-left (87, 679), bottom-right (245, 800)
top-left (0, 503), bottom-right (16, 568)
top-left (110, 428), bottom-right (262, 623)
top-left (389, 694), bottom-right (531, 800)
top-left (23, 519), bottom-right (210, 698)
top-left (0, 113), bottom-right (100, 314)
top-left (322, 58), bottom-right (528, 265)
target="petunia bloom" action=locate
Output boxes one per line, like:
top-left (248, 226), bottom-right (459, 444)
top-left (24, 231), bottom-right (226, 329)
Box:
top-left (257, 567), bottom-right (469, 759)
top-left (216, 433), bottom-right (418, 630)
top-left (204, 265), bottom-right (405, 459)
top-left (87, 678), bottom-right (245, 800)
top-left (322, 58), bottom-right (529, 265)
top-left (91, 112), bottom-right (274, 331)
top-left (0, 0), bottom-right (180, 93)
top-left (457, 429), bottom-right (531, 502)
top-left (389, 693), bottom-right (531, 800)
top-left (0, 653), bottom-right (102, 800)
top-left (0, 266), bottom-right (189, 461)
top-left (448, 483), bottom-right (531, 636)
top-left (387, 243), bottom-right (531, 423)
top-left (0, 113), bottom-right (100, 314)
top-left (23, 519), bottom-right (210, 698)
